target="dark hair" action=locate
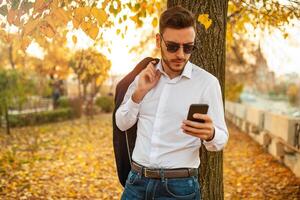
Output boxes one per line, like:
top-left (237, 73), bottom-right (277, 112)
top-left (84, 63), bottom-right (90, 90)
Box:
top-left (159, 6), bottom-right (196, 34)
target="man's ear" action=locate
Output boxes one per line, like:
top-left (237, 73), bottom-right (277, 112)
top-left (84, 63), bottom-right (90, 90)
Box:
top-left (155, 33), bottom-right (161, 48)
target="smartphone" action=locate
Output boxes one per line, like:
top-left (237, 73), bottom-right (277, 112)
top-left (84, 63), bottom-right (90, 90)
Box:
top-left (187, 104), bottom-right (209, 123)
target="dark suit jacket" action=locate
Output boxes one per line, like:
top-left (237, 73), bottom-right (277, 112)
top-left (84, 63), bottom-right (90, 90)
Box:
top-left (112, 57), bottom-right (159, 187)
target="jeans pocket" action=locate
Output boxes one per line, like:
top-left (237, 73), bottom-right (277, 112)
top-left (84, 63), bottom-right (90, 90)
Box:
top-left (164, 177), bottom-right (196, 199)
top-left (126, 170), bottom-right (139, 185)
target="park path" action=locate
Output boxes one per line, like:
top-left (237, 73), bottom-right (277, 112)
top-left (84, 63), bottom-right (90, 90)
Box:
top-left (0, 114), bottom-right (299, 199)
top-left (223, 121), bottom-right (300, 199)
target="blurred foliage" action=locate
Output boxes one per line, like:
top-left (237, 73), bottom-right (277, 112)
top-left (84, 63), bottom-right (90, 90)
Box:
top-left (0, 69), bottom-right (35, 134)
top-left (227, 0), bottom-right (299, 47)
top-left (70, 48), bottom-right (111, 90)
top-left (225, 81), bottom-right (244, 102)
top-left (273, 82), bottom-right (288, 96)
top-left (286, 83), bottom-right (299, 105)
top-left (0, 0), bottom-right (164, 49)
top-left (0, 69), bottom-right (34, 108)
top-left (9, 108), bottom-right (75, 128)
top-left (95, 96), bottom-right (114, 113)
top-left (69, 47), bottom-right (111, 114)
top-left (226, 0), bottom-right (300, 98)
top-left (57, 96), bottom-right (71, 109)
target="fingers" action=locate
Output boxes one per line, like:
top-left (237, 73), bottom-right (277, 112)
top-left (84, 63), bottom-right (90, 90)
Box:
top-left (192, 113), bottom-right (212, 123)
top-left (155, 70), bottom-right (161, 80)
top-left (182, 125), bottom-right (211, 140)
top-left (147, 70), bottom-right (155, 82)
top-left (182, 119), bottom-right (210, 129)
top-left (181, 123), bottom-right (210, 133)
top-left (144, 62), bottom-right (160, 82)
top-left (148, 63), bottom-right (156, 76)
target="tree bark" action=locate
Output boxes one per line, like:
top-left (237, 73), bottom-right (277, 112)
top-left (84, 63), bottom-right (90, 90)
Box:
top-left (167, 1), bottom-right (228, 199)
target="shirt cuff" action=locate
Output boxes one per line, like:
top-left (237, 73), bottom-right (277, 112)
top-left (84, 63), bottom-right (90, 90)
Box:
top-left (203, 126), bottom-right (220, 145)
top-left (127, 95), bottom-right (141, 110)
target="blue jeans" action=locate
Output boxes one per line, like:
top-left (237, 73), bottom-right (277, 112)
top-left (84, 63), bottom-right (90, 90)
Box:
top-left (121, 170), bottom-right (201, 200)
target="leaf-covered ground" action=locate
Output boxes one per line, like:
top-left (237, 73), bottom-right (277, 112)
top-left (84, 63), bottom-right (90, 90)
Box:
top-left (0, 114), bottom-right (123, 199)
top-left (0, 114), bottom-right (299, 199)
top-left (224, 122), bottom-right (300, 200)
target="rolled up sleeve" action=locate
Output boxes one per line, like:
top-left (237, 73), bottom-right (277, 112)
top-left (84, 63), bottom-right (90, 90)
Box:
top-left (202, 78), bottom-right (229, 151)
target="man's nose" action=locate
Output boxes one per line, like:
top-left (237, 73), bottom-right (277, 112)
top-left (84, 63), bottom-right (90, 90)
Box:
top-left (175, 46), bottom-right (185, 58)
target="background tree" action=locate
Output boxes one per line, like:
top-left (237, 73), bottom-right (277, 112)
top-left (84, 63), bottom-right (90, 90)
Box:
top-left (69, 48), bottom-right (111, 116)
top-left (166, 1), bottom-right (299, 199)
top-left (226, 0), bottom-right (300, 99)
top-left (287, 83), bottom-right (300, 105)
top-left (0, 32), bottom-right (29, 70)
top-left (167, 1), bottom-right (228, 199)
top-left (0, 69), bottom-right (34, 134)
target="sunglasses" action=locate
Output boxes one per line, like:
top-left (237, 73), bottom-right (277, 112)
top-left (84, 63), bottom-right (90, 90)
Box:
top-left (160, 34), bottom-right (197, 54)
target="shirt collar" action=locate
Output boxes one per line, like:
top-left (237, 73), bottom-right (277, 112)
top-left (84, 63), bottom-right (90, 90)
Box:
top-left (156, 59), bottom-right (192, 79)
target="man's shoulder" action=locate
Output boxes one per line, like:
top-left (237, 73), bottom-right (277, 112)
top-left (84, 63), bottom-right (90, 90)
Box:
top-left (190, 62), bottom-right (218, 83)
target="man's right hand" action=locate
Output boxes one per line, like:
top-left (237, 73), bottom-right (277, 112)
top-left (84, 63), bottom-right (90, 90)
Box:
top-left (132, 61), bottom-right (161, 103)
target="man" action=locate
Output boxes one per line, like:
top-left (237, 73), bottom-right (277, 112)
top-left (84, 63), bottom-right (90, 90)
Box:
top-left (115, 6), bottom-right (228, 200)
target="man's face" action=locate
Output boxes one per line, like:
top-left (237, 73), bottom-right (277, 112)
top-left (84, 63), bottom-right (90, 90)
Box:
top-left (156, 27), bottom-right (196, 78)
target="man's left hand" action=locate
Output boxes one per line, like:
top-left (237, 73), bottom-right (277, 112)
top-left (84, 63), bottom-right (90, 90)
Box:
top-left (181, 113), bottom-right (215, 141)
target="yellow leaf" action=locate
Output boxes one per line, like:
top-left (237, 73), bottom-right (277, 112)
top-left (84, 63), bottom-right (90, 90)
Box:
top-left (34, 0), bottom-right (45, 13)
top-left (141, 2), bottom-right (147, 9)
top-left (7, 9), bottom-right (16, 24)
top-left (155, 2), bottom-right (161, 10)
top-left (81, 21), bottom-right (92, 32)
top-left (89, 26), bottom-right (99, 40)
top-left (102, 0), bottom-right (110, 8)
top-left (130, 15), bottom-right (138, 24)
top-left (21, 37), bottom-right (31, 50)
top-left (198, 14), bottom-right (212, 30)
top-left (39, 23), bottom-right (56, 38)
top-left (50, 0), bottom-right (59, 10)
top-left (72, 18), bottom-right (80, 29)
top-left (74, 7), bottom-right (89, 22)
top-left (53, 8), bottom-right (70, 25)
top-left (45, 15), bottom-right (56, 30)
top-left (147, 6), bottom-right (155, 14)
top-left (23, 18), bottom-right (40, 35)
top-left (283, 33), bottom-right (288, 39)
top-left (72, 35), bottom-right (77, 44)
top-left (152, 17), bottom-right (158, 27)
top-left (116, 29), bottom-right (120, 35)
top-left (91, 7), bottom-right (108, 26)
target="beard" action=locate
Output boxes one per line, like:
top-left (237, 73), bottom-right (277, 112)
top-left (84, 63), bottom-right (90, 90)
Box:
top-left (160, 47), bottom-right (188, 75)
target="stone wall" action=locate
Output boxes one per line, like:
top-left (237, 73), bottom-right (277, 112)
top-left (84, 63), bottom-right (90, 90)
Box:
top-left (225, 101), bottom-right (300, 177)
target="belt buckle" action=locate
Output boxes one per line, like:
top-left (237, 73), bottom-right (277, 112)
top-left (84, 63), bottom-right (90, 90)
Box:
top-left (144, 168), bottom-right (149, 177)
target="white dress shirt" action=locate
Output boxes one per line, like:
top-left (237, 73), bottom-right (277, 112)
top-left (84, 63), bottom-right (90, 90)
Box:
top-left (116, 60), bottom-right (228, 169)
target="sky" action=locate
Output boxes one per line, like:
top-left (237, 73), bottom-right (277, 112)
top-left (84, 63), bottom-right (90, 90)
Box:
top-left (261, 20), bottom-right (300, 76)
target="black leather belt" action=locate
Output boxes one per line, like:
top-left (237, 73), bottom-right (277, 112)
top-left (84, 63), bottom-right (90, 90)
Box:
top-left (131, 161), bottom-right (198, 179)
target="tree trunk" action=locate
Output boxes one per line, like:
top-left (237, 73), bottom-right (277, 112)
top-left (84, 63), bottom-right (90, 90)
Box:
top-left (167, 1), bottom-right (228, 199)
top-left (4, 100), bottom-right (10, 135)
top-left (78, 78), bottom-right (82, 99)
top-left (8, 44), bottom-right (15, 70)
